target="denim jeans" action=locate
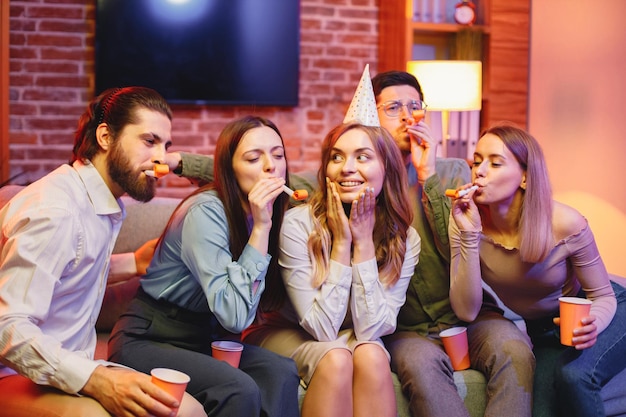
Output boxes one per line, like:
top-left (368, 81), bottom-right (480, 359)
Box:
top-left (530, 281), bottom-right (626, 417)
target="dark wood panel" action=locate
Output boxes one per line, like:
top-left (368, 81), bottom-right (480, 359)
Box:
top-left (491, 0), bottom-right (530, 14)
top-left (490, 66), bottom-right (529, 93)
top-left (488, 92), bottom-right (528, 126)
top-left (378, 1), bottom-right (406, 73)
top-left (490, 47), bottom-right (530, 67)
top-left (487, 0), bottom-right (530, 128)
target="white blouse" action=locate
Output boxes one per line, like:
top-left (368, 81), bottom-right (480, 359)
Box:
top-left (278, 205), bottom-right (421, 342)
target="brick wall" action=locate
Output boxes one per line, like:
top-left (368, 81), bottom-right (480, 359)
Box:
top-left (7, 0), bottom-right (379, 191)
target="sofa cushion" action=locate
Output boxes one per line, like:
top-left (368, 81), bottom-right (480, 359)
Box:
top-left (112, 196), bottom-right (180, 254)
top-left (95, 274), bottom-right (141, 332)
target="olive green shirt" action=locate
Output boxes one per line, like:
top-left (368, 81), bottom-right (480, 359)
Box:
top-left (396, 158), bottom-right (470, 335)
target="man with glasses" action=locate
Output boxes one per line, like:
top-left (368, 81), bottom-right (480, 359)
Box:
top-left (374, 71), bottom-right (534, 417)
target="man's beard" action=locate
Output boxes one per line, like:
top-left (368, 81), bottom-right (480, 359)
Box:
top-left (107, 143), bottom-right (156, 202)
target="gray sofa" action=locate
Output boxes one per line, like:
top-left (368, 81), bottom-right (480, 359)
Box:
top-left (104, 193), bottom-right (491, 417)
top-left (1, 185), bottom-right (625, 416)
top-left (100, 192), bottom-right (626, 417)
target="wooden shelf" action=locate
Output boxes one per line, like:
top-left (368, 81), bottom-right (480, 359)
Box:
top-left (409, 22), bottom-right (490, 35)
top-left (378, 0), bottom-right (530, 131)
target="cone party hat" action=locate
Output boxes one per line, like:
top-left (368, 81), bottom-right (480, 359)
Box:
top-left (343, 64), bottom-right (380, 127)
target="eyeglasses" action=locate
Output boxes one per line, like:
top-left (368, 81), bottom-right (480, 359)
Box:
top-left (376, 100), bottom-right (428, 118)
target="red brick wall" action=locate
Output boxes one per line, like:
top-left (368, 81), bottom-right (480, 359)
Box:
top-left (7, 0), bottom-right (379, 191)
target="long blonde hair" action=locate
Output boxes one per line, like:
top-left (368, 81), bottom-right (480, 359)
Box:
top-left (480, 123), bottom-right (553, 262)
top-left (307, 123), bottom-right (413, 287)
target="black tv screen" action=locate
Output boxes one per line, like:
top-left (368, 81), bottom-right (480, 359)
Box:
top-left (95, 0), bottom-right (300, 106)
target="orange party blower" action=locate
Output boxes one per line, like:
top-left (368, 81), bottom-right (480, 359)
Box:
top-left (145, 163), bottom-right (169, 178)
top-left (283, 185), bottom-right (308, 201)
top-left (445, 185), bottom-right (478, 199)
top-left (412, 109), bottom-right (425, 123)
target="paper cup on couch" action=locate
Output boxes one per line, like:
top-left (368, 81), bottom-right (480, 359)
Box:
top-left (211, 341), bottom-right (244, 368)
top-left (439, 327), bottom-right (471, 371)
top-left (559, 296), bottom-right (592, 346)
top-left (150, 367), bottom-right (190, 409)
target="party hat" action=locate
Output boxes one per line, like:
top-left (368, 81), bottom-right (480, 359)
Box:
top-left (343, 64), bottom-right (380, 127)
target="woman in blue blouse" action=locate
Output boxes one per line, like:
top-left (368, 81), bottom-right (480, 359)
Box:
top-left (108, 115), bottom-right (300, 417)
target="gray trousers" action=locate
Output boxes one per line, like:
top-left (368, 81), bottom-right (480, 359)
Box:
top-left (385, 308), bottom-right (535, 417)
top-left (108, 290), bottom-right (300, 417)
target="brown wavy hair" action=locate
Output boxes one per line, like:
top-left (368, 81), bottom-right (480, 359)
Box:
top-left (307, 122), bottom-right (413, 287)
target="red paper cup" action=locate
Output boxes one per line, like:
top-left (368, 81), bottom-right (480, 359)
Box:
top-left (439, 327), bottom-right (470, 371)
top-left (211, 341), bottom-right (244, 368)
top-left (150, 367), bottom-right (190, 414)
top-left (559, 296), bottom-right (592, 346)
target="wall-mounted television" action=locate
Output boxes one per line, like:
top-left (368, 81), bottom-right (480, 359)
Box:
top-left (95, 0), bottom-right (300, 106)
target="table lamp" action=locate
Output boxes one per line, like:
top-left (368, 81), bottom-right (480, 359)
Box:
top-left (406, 60), bottom-right (482, 158)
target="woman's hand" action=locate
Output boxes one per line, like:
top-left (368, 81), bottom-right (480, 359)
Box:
top-left (348, 186), bottom-right (376, 263)
top-left (248, 177), bottom-right (285, 230)
top-left (450, 184), bottom-right (482, 232)
top-left (348, 186), bottom-right (376, 243)
top-left (326, 179), bottom-right (352, 265)
top-left (247, 177), bottom-right (284, 256)
top-left (326, 179), bottom-right (351, 245)
top-left (553, 315), bottom-right (598, 350)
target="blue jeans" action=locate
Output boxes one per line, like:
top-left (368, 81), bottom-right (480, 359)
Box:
top-left (530, 281), bottom-right (626, 417)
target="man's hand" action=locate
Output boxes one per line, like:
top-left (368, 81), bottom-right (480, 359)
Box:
top-left (81, 366), bottom-right (180, 417)
top-left (134, 238), bottom-right (158, 276)
top-left (407, 120), bottom-right (437, 184)
top-left (163, 152), bottom-right (183, 173)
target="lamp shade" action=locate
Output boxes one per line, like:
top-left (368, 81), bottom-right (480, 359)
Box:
top-left (407, 60), bottom-right (482, 111)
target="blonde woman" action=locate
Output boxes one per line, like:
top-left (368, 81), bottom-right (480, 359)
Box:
top-left (243, 122), bottom-right (420, 417)
top-left (449, 123), bottom-right (626, 417)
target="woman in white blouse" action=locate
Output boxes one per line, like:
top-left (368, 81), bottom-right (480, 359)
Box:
top-left (243, 122), bottom-right (421, 417)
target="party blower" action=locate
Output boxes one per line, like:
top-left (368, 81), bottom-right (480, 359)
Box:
top-left (412, 109), bottom-right (425, 124)
top-left (283, 185), bottom-right (308, 201)
top-left (445, 185), bottom-right (478, 199)
top-left (144, 163), bottom-right (170, 178)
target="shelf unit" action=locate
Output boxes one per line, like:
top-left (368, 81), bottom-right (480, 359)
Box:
top-left (378, 0), bottom-right (530, 132)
